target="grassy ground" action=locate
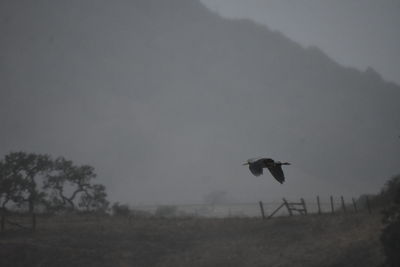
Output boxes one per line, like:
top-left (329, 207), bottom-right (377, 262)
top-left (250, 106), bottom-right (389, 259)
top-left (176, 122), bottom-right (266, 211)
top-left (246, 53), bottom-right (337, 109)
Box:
top-left (0, 212), bottom-right (385, 267)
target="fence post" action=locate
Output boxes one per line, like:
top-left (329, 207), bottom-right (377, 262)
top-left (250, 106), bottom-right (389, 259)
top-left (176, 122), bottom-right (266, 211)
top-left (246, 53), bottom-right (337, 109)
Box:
top-left (259, 201), bottom-right (266, 220)
top-left (283, 198), bottom-right (293, 216)
top-left (32, 213), bottom-right (36, 232)
top-left (1, 210), bottom-right (5, 232)
top-left (300, 198), bottom-right (308, 215)
top-left (317, 196), bottom-right (321, 215)
top-left (341, 196), bottom-right (346, 213)
top-left (330, 196), bottom-right (335, 214)
top-left (366, 196), bottom-right (371, 214)
top-left (352, 198), bottom-right (358, 212)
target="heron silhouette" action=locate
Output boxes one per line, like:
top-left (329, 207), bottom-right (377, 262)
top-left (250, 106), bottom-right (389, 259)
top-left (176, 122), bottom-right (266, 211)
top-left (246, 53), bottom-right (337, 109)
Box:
top-left (243, 158), bottom-right (290, 184)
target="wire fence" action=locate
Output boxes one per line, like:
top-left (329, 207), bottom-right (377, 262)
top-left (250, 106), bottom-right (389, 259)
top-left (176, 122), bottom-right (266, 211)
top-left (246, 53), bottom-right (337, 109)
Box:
top-left (129, 196), bottom-right (373, 219)
top-left (1, 195), bottom-right (374, 233)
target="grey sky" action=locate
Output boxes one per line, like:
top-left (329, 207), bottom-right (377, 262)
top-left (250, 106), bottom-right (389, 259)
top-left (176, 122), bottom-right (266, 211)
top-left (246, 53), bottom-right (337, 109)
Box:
top-left (1, 0), bottom-right (399, 206)
top-left (201, 0), bottom-right (400, 85)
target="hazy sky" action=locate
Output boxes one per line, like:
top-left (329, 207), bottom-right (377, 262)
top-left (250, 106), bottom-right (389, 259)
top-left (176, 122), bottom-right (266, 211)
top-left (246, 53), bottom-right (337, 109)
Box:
top-left (201, 0), bottom-right (400, 85)
top-left (1, 0), bottom-right (399, 207)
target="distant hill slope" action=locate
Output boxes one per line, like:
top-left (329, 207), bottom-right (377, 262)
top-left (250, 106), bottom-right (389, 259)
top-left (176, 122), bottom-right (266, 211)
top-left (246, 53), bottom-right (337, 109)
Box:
top-left (1, 0), bottom-right (399, 203)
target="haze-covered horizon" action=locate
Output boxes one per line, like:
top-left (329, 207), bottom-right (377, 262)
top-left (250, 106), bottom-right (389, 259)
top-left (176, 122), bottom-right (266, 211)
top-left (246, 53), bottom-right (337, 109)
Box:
top-left (1, 0), bottom-right (399, 206)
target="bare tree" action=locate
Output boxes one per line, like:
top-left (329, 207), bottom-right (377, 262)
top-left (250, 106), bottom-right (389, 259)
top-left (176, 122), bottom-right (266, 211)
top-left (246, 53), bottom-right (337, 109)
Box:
top-left (45, 157), bottom-right (98, 211)
top-left (1, 152), bottom-right (52, 230)
top-left (78, 184), bottom-right (109, 213)
top-left (44, 157), bottom-right (109, 213)
top-left (0, 152), bottom-right (110, 230)
top-left (0, 161), bottom-right (24, 231)
top-left (0, 161), bottom-right (24, 211)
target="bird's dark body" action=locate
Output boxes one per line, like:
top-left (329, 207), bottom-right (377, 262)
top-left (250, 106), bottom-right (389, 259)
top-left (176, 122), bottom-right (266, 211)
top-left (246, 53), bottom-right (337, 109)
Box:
top-left (245, 158), bottom-right (290, 184)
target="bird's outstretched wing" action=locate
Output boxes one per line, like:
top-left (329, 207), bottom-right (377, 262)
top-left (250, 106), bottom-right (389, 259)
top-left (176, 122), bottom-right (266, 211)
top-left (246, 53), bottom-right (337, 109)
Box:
top-left (247, 157), bottom-right (261, 164)
top-left (249, 164), bottom-right (263, 176)
top-left (267, 165), bottom-right (285, 183)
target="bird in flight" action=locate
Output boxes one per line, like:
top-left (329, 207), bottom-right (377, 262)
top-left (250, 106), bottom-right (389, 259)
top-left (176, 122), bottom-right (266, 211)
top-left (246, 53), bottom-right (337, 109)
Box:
top-left (243, 158), bottom-right (290, 184)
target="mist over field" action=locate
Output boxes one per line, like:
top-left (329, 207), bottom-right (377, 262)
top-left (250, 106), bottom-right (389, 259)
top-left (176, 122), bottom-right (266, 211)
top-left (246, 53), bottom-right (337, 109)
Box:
top-left (1, 0), bottom-right (399, 205)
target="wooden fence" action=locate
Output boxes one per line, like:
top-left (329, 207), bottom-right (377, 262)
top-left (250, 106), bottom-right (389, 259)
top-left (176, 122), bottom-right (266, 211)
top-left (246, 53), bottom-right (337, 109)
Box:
top-left (127, 195), bottom-right (373, 219)
top-left (260, 195), bottom-right (372, 219)
top-left (0, 195), bottom-right (374, 232)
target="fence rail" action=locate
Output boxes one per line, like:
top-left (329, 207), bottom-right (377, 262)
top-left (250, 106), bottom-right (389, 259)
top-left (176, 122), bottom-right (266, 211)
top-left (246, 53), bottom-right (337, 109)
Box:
top-left (128, 195), bottom-right (373, 219)
top-left (1, 196), bottom-right (374, 232)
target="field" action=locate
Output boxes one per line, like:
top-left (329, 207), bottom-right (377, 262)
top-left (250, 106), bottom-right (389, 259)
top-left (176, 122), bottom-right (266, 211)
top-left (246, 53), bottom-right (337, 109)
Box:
top-left (0, 212), bottom-right (385, 267)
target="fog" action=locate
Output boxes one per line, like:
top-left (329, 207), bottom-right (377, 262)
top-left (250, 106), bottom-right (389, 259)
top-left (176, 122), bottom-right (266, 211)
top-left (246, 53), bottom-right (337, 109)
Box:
top-left (1, 0), bottom-right (399, 205)
top-left (201, 0), bottom-right (400, 85)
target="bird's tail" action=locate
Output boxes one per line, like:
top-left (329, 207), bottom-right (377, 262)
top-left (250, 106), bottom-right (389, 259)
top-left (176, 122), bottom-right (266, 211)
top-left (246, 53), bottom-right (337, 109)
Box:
top-left (281, 162), bottom-right (291, 165)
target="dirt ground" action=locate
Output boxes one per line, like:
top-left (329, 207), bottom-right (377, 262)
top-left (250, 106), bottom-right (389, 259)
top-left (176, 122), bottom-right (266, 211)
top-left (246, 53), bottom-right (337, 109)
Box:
top-left (0, 212), bottom-right (385, 267)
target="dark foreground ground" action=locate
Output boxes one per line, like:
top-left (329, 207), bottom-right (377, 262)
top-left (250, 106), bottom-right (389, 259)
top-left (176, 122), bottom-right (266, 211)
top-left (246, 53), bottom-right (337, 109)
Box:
top-left (0, 212), bottom-right (385, 267)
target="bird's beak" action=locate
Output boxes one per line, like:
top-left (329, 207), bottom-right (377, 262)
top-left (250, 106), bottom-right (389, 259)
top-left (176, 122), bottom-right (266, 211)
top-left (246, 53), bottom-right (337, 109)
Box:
top-left (242, 162), bottom-right (249, 166)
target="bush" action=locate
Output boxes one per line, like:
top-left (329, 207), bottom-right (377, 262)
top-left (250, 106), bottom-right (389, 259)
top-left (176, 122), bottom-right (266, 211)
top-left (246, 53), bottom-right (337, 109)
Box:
top-left (380, 175), bottom-right (400, 267)
top-left (130, 209), bottom-right (152, 218)
top-left (154, 205), bottom-right (178, 218)
top-left (111, 202), bottom-right (130, 217)
top-left (377, 175), bottom-right (400, 206)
